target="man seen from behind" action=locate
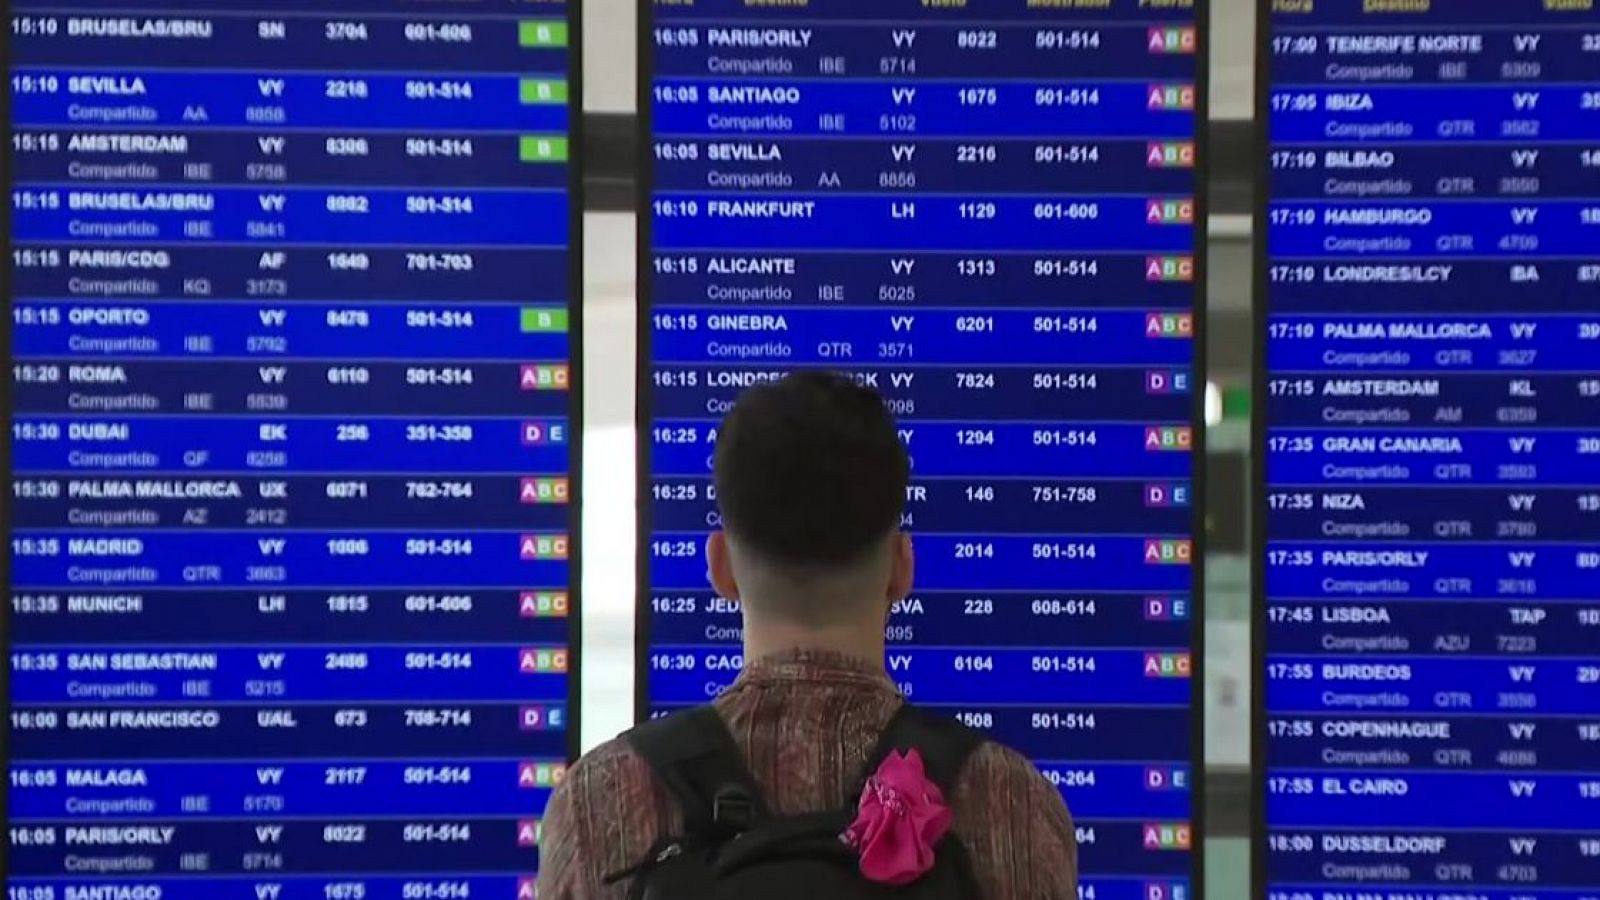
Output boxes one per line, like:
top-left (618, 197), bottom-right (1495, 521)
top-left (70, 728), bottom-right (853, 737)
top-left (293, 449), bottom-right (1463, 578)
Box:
top-left (540, 371), bottom-right (1078, 899)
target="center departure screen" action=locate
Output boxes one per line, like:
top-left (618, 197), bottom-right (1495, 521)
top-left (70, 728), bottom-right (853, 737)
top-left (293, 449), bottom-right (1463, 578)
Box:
top-left (640, 0), bottom-right (1205, 893)
top-left (1260, 2), bottom-right (1600, 898)
top-left (5, 4), bottom-right (580, 899)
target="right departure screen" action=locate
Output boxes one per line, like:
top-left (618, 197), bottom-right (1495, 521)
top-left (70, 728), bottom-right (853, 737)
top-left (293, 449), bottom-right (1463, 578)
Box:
top-left (1260, 2), bottom-right (1600, 898)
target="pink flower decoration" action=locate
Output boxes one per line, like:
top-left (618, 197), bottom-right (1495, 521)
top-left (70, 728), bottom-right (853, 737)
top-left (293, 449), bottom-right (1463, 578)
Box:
top-left (841, 749), bottom-right (953, 886)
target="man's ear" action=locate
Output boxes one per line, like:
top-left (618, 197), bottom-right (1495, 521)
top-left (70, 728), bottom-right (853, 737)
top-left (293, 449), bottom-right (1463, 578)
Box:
top-left (886, 533), bottom-right (914, 604)
top-left (706, 531), bottom-right (741, 601)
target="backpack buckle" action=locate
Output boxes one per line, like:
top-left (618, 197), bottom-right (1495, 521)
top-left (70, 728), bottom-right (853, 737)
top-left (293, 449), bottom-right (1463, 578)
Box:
top-left (712, 787), bottom-right (756, 830)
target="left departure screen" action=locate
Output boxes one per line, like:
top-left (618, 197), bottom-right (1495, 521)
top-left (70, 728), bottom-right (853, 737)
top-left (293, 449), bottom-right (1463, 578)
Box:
top-left (4, 5), bottom-right (580, 899)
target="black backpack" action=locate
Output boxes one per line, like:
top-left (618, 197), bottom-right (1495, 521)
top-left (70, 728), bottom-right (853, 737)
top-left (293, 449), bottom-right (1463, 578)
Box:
top-left (607, 704), bottom-right (986, 900)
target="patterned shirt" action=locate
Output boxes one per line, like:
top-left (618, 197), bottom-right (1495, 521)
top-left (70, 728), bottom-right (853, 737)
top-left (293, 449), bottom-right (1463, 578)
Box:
top-left (539, 650), bottom-right (1078, 899)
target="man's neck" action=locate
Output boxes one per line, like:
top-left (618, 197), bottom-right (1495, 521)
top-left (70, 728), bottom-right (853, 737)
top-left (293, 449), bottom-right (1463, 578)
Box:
top-left (741, 615), bottom-right (886, 671)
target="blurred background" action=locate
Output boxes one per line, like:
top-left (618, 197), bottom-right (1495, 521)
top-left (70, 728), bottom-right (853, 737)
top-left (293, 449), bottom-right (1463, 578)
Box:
top-left (577, 0), bottom-right (1257, 894)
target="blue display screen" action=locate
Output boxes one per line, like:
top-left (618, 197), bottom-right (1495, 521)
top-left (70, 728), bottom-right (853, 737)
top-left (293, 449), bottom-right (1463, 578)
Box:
top-left (640, 0), bottom-right (1204, 891)
top-left (5, 4), bottom-right (580, 899)
top-left (1260, 1), bottom-right (1600, 898)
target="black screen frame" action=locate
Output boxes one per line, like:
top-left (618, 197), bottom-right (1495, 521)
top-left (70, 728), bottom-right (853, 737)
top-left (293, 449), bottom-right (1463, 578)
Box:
top-left (632, 8), bottom-right (1213, 893)
top-left (1191, 2), bottom-right (1214, 890)
top-left (1250, 1), bottom-right (1274, 898)
top-left (632, 0), bottom-right (657, 727)
top-left (2, 3), bottom-right (16, 871)
top-left (563, 0), bottom-right (588, 769)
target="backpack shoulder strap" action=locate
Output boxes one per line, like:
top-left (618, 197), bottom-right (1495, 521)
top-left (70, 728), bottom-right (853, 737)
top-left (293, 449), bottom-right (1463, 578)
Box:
top-left (860, 704), bottom-right (985, 797)
top-left (623, 706), bottom-right (769, 836)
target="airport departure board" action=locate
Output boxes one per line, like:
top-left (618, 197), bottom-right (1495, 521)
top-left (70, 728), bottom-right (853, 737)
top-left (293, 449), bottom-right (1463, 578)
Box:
top-left (640, 0), bottom-right (1205, 894)
top-left (5, 4), bottom-right (581, 898)
top-left (1259, 1), bottom-right (1600, 899)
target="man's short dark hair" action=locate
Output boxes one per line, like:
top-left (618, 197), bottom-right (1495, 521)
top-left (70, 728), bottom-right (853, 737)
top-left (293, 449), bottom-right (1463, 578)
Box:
top-left (714, 371), bottom-right (909, 569)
